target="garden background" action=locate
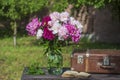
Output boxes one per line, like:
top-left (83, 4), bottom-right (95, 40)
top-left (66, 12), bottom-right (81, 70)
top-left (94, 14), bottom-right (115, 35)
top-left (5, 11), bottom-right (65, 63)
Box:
top-left (0, 0), bottom-right (120, 80)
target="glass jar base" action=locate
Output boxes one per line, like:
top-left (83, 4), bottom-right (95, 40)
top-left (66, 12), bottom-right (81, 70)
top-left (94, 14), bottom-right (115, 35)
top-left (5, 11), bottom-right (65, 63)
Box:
top-left (48, 67), bottom-right (63, 75)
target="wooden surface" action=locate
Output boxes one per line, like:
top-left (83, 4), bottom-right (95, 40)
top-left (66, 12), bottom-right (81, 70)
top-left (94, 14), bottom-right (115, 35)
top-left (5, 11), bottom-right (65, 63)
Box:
top-left (21, 67), bottom-right (120, 80)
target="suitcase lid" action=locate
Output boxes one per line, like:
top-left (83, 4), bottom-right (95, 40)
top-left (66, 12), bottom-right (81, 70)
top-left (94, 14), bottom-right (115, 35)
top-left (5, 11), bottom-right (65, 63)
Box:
top-left (71, 49), bottom-right (120, 59)
top-left (89, 49), bottom-right (120, 56)
top-left (72, 49), bottom-right (86, 54)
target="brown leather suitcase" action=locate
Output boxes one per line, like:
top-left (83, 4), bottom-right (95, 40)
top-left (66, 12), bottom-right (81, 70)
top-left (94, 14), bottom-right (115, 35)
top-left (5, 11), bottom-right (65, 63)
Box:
top-left (71, 49), bottom-right (120, 73)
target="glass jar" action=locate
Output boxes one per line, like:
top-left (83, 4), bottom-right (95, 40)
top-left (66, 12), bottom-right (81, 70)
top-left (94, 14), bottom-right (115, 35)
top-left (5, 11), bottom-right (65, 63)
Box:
top-left (47, 53), bottom-right (63, 75)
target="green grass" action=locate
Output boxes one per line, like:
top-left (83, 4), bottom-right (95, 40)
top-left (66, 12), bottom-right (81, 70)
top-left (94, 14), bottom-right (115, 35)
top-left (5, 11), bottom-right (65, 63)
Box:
top-left (0, 36), bottom-right (120, 80)
top-left (0, 37), bottom-right (72, 80)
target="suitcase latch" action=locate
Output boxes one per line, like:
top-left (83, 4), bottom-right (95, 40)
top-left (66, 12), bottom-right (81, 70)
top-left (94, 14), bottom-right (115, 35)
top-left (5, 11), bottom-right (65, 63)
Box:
top-left (103, 56), bottom-right (110, 66)
top-left (77, 55), bottom-right (84, 64)
top-left (97, 56), bottom-right (116, 69)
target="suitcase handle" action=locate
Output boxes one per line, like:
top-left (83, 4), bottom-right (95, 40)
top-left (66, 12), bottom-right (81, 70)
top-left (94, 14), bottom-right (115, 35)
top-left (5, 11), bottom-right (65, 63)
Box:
top-left (100, 65), bottom-right (115, 69)
top-left (98, 62), bottom-right (115, 69)
top-left (100, 56), bottom-right (115, 69)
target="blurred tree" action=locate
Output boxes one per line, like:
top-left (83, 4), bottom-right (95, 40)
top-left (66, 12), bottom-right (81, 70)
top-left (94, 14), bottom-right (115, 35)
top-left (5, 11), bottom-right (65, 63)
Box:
top-left (46, 0), bottom-right (112, 12)
top-left (0, 0), bottom-right (47, 46)
top-left (46, 0), bottom-right (68, 12)
top-left (47, 0), bottom-right (119, 20)
top-left (69, 0), bottom-right (119, 19)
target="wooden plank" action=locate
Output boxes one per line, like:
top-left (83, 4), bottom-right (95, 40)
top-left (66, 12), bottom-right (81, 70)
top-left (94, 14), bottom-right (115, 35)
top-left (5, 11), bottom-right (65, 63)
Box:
top-left (21, 67), bottom-right (120, 80)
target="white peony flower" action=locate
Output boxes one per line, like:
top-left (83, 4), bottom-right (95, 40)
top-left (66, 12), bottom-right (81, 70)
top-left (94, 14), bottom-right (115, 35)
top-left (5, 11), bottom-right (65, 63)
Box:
top-left (75, 21), bottom-right (83, 30)
top-left (60, 12), bottom-right (70, 22)
top-left (58, 26), bottom-right (68, 40)
top-left (50, 12), bottom-right (60, 21)
top-left (36, 29), bottom-right (43, 39)
top-left (49, 22), bottom-right (61, 34)
top-left (48, 21), bottom-right (53, 26)
top-left (69, 17), bottom-right (76, 25)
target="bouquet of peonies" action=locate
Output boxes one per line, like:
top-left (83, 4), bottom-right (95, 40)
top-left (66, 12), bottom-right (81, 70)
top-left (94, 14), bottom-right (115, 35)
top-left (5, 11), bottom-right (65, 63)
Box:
top-left (26, 11), bottom-right (83, 75)
top-left (26, 11), bottom-right (82, 43)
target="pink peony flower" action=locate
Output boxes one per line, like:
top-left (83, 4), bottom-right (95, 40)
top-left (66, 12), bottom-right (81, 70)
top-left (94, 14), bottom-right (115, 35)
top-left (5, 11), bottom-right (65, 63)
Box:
top-left (72, 29), bottom-right (81, 42)
top-left (65, 23), bottom-right (81, 42)
top-left (65, 24), bottom-right (76, 36)
top-left (41, 16), bottom-right (51, 27)
top-left (43, 27), bottom-right (54, 40)
top-left (26, 18), bottom-right (41, 36)
top-left (69, 17), bottom-right (83, 32)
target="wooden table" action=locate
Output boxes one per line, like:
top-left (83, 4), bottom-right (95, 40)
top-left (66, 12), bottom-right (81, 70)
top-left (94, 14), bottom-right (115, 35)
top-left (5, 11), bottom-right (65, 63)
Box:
top-left (21, 67), bottom-right (120, 80)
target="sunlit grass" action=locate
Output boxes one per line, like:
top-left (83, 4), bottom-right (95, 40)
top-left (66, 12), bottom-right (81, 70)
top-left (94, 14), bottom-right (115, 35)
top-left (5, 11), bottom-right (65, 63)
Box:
top-left (0, 36), bottom-right (72, 80)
